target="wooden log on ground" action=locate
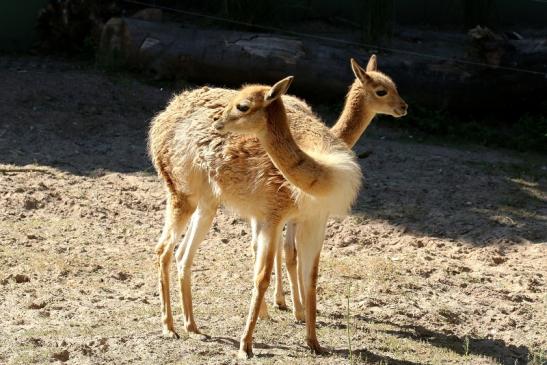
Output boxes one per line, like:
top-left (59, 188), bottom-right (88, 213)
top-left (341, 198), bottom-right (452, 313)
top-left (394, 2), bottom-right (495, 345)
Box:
top-left (98, 17), bottom-right (547, 116)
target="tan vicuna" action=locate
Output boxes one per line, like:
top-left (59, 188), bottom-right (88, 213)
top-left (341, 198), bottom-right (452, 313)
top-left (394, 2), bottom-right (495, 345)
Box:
top-left (269, 55), bottom-right (408, 319)
top-left (148, 76), bottom-right (361, 357)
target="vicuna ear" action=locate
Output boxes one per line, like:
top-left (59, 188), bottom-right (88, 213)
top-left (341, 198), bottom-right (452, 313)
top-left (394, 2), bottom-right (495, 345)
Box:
top-left (350, 58), bottom-right (372, 84)
top-left (265, 76), bottom-right (294, 102)
top-left (366, 54), bottom-right (377, 72)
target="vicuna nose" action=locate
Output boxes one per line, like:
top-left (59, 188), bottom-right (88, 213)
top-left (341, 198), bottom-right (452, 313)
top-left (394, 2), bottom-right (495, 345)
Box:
top-left (401, 103), bottom-right (408, 112)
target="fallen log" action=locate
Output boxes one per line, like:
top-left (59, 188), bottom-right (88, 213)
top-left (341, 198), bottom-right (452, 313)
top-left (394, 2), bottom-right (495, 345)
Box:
top-left (99, 17), bottom-right (356, 96)
top-left (98, 17), bottom-right (547, 116)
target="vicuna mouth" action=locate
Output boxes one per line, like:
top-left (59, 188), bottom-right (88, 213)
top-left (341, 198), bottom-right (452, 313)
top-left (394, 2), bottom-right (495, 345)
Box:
top-left (395, 108), bottom-right (407, 117)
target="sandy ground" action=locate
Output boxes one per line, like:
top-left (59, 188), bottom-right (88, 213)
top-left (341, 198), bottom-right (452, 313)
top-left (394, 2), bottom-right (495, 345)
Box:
top-left (0, 56), bottom-right (546, 365)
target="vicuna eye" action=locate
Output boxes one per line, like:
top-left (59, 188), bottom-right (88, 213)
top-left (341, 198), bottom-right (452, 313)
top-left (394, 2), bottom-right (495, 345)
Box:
top-left (376, 90), bottom-right (388, 97)
top-left (236, 103), bottom-right (250, 112)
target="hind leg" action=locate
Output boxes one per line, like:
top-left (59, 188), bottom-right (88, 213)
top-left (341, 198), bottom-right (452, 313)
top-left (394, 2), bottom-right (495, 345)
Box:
top-left (253, 220), bottom-right (286, 318)
top-left (285, 221), bottom-right (304, 321)
top-left (156, 193), bottom-right (194, 338)
top-left (296, 215), bottom-right (328, 354)
top-left (239, 221), bottom-right (282, 359)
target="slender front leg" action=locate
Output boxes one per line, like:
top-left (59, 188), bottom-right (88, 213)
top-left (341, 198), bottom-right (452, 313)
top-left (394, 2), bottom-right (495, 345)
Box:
top-left (296, 216), bottom-right (328, 354)
top-left (239, 222), bottom-right (281, 359)
top-left (285, 221), bottom-right (304, 321)
top-left (175, 201), bottom-right (217, 335)
top-left (156, 194), bottom-right (193, 338)
top-left (253, 220), bottom-right (285, 317)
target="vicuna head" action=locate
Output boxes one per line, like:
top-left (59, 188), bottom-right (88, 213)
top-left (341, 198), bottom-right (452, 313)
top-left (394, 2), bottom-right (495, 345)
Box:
top-left (351, 55), bottom-right (408, 118)
top-left (214, 76), bottom-right (294, 135)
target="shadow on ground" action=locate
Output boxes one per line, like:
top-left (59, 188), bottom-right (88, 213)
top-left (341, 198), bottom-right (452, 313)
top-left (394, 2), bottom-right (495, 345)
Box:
top-left (347, 130), bottom-right (547, 245)
top-left (332, 347), bottom-right (422, 365)
top-left (329, 313), bottom-right (531, 365)
top-left (0, 56), bottom-right (169, 175)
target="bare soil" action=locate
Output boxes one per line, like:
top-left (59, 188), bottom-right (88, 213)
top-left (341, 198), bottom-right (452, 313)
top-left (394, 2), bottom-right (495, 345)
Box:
top-left (0, 55), bottom-right (545, 365)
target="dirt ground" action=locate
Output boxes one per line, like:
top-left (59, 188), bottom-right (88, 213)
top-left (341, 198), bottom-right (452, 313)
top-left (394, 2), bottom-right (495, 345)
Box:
top-left (0, 55), bottom-right (545, 365)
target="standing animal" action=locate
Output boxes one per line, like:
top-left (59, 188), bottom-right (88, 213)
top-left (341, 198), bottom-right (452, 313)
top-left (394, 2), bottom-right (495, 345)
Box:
top-left (261, 55), bottom-right (408, 320)
top-left (148, 76), bottom-right (362, 358)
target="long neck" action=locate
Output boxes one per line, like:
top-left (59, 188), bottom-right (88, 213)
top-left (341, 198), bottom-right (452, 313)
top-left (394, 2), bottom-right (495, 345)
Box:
top-left (331, 80), bottom-right (376, 148)
top-left (259, 99), bottom-right (332, 196)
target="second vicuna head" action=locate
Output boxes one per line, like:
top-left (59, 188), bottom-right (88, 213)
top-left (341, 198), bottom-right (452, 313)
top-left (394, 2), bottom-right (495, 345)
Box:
top-left (351, 55), bottom-right (408, 118)
top-left (214, 76), bottom-right (294, 135)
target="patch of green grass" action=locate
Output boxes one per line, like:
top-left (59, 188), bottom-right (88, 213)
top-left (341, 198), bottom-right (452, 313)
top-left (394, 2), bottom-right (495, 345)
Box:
top-left (387, 104), bottom-right (547, 153)
top-left (463, 335), bottom-right (470, 357)
top-left (529, 350), bottom-right (547, 365)
top-left (347, 284), bottom-right (355, 364)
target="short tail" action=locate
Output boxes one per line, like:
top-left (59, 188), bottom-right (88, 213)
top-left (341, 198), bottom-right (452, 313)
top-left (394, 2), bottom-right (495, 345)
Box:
top-left (293, 149), bottom-right (362, 216)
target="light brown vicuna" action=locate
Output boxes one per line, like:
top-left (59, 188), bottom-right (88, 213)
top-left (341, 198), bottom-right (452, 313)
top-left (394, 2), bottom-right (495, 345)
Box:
top-left (269, 54), bottom-right (408, 319)
top-left (148, 76), bottom-right (362, 358)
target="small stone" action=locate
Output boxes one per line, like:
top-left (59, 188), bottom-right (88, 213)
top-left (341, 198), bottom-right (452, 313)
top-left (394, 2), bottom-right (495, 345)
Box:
top-left (508, 293), bottom-right (532, 303)
top-left (14, 274), bottom-right (30, 283)
top-left (28, 337), bottom-right (44, 347)
top-left (81, 344), bottom-right (93, 355)
top-left (438, 308), bottom-right (460, 324)
top-left (338, 236), bottom-right (356, 247)
top-left (58, 270), bottom-right (70, 277)
top-left (39, 310), bottom-right (51, 318)
top-left (52, 349), bottom-right (69, 362)
top-left (112, 272), bottom-right (130, 281)
top-left (491, 256), bottom-right (507, 265)
top-left (1, 275), bottom-right (12, 285)
top-left (23, 197), bottom-right (40, 210)
top-left (28, 301), bottom-right (46, 309)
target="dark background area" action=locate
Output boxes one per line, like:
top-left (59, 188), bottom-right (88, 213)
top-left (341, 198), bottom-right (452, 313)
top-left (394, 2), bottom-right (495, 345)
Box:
top-left (1, 0), bottom-right (546, 153)
top-left (119, 0), bottom-right (547, 29)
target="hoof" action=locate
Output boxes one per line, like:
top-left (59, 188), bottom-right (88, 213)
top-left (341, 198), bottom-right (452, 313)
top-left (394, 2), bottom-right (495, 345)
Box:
top-left (185, 322), bottom-right (201, 335)
top-left (274, 302), bottom-right (288, 311)
top-left (162, 329), bottom-right (180, 339)
top-left (258, 303), bottom-right (270, 320)
top-left (189, 332), bottom-right (208, 341)
top-left (307, 338), bottom-right (325, 355)
top-left (237, 349), bottom-right (253, 360)
top-left (293, 310), bottom-right (305, 323)
top-left (238, 343), bottom-right (253, 360)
